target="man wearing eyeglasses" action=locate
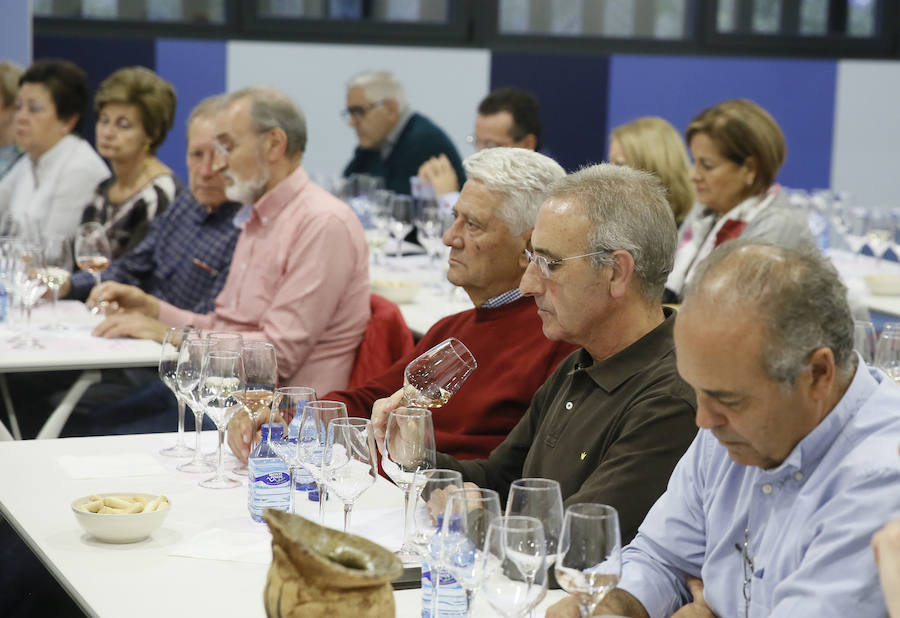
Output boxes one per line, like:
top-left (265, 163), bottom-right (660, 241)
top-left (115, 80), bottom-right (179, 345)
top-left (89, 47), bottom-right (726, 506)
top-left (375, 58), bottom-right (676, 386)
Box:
top-left (549, 241), bottom-right (900, 618)
top-left (91, 87), bottom-right (370, 395)
top-left (371, 163), bottom-right (698, 543)
top-left (342, 70), bottom-right (464, 196)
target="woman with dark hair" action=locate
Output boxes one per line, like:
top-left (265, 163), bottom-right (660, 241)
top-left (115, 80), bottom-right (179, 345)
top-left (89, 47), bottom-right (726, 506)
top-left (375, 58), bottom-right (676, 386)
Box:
top-left (664, 98), bottom-right (816, 302)
top-left (0, 58), bottom-right (109, 239)
top-left (81, 66), bottom-right (180, 257)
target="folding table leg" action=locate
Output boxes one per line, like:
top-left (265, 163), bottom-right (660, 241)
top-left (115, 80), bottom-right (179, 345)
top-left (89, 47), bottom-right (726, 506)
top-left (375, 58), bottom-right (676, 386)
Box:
top-left (0, 374), bottom-right (22, 440)
top-left (35, 370), bottom-right (102, 440)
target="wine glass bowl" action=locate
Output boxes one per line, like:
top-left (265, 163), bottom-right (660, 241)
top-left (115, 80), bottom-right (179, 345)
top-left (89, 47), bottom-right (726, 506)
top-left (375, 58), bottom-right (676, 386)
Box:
top-left (481, 515), bottom-right (548, 618)
top-left (74, 222), bottom-right (112, 314)
top-left (198, 350), bottom-right (244, 489)
top-left (323, 417), bottom-right (378, 531)
top-left (40, 236), bottom-right (73, 329)
top-left (402, 338), bottom-right (477, 408)
top-left (176, 338), bottom-right (215, 474)
top-left (159, 326), bottom-right (196, 457)
top-left (295, 400), bottom-right (348, 524)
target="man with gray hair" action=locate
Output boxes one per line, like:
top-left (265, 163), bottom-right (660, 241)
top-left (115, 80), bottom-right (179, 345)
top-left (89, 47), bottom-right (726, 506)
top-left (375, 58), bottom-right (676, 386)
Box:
top-left (372, 163), bottom-right (698, 541)
top-left (549, 240), bottom-right (900, 618)
top-left (342, 69), bottom-right (463, 195)
top-left (92, 87), bottom-right (370, 395)
top-left (229, 146), bottom-right (576, 462)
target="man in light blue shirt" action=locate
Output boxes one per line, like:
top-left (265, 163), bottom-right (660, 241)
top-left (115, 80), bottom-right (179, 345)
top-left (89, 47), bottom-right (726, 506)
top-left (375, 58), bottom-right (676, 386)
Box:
top-left (549, 240), bottom-right (900, 618)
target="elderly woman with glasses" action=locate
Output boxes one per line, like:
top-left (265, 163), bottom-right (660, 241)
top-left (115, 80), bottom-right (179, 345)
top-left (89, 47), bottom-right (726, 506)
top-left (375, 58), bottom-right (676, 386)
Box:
top-left (0, 59), bottom-right (109, 239)
top-left (663, 99), bottom-right (816, 303)
top-left (80, 66), bottom-right (180, 258)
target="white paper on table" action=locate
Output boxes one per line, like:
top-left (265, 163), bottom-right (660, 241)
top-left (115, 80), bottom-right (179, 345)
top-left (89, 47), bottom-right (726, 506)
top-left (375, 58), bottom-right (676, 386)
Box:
top-left (169, 527), bottom-right (273, 565)
top-left (57, 452), bottom-right (166, 479)
top-left (319, 507), bottom-right (405, 553)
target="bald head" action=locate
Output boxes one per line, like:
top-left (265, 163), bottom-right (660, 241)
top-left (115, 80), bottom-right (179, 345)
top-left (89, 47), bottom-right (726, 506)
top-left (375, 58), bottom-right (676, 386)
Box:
top-left (681, 240), bottom-right (855, 386)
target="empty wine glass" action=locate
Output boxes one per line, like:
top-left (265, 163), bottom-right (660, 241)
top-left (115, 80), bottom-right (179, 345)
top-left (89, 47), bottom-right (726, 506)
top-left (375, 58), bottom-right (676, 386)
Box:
top-left (853, 320), bottom-right (877, 365)
top-left (389, 194), bottom-right (415, 258)
top-left (176, 338), bottom-right (215, 474)
top-left (198, 350), bottom-right (244, 489)
top-left (506, 477), bottom-right (564, 617)
top-left (233, 340), bottom-right (277, 475)
top-left (409, 468), bottom-right (463, 618)
top-left (868, 209), bottom-right (896, 263)
top-left (12, 243), bottom-right (47, 348)
top-left (402, 338), bottom-right (477, 408)
top-left (296, 400), bottom-right (348, 524)
top-left (441, 486), bottom-right (503, 617)
top-left (481, 516), bottom-right (548, 618)
top-left (159, 326), bottom-right (196, 457)
top-left (206, 330), bottom-right (243, 352)
top-left (875, 323), bottom-right (900, 383)
top-left (40, 236), bottom-right (73, 329)
top-left (555, 503), bottom-right (622, 618)
top-left (382, 407), bottom-right (437, 563)
top-left (74, 222), bottom-right (112, 314)
top-left (323, 417), bottom-right (377, 531)
top-left (268, 386), bottom-right (318, 514)
top-left (415, 201), bottom-right (450, 271)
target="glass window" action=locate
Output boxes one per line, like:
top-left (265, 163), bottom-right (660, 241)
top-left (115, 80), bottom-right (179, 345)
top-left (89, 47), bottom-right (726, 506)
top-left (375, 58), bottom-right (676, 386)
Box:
top-left (33, 0), bottom-right (227, 23)
top-left (255, 0), bottom-right (450, 23)
top-left (714, 0), bottom-right (879, 38)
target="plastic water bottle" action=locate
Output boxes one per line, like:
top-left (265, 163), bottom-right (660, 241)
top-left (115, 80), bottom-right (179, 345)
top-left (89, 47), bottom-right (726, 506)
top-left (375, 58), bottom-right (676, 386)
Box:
top-left (287, 404), bottom-right (315, 495)
top-left (422, 520), bottom-right (467, 617)
top-left (247, 424), bottom-right (290, 522)
top-left (0, 283), bottom-right (6, 323)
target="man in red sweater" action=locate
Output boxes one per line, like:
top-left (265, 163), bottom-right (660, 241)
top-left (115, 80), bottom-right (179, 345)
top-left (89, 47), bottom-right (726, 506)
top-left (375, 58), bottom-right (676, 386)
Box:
top-left (228, 146), bottom-right (575, 461)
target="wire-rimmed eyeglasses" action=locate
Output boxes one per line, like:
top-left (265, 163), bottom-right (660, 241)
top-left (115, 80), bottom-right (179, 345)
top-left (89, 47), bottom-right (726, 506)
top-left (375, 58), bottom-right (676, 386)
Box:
top-left (735, 527), bottom-right (754, 618)
top-left (524, 247), bottom-right (610, 278)
top-left (341, 100), bottom-right (385, 120)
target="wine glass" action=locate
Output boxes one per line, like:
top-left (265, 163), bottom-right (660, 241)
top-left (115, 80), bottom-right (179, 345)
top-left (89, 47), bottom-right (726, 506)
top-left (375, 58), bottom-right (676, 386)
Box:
top-left (415, 201), bottom-right (450, 271)
top-left (233, 340), bottom-right (277, 475)
top-left (323, 417), bottom-right (377, 531)
top-left (875, 323), bottom-right (900, 384)
top-left (853, 320), bottom-right (877, 365)
top-left (159, 326), bottom-right (196, 457)
top-left (268, 386), bottom-right (318, 514)
top-left (296, 400), bottom-right (348, 524)
top-left (12, 243), bottom-right (47, 348)
top-left (402, 337), bottom-right (477, 408)
top-left (409, 468), bottom-right (463, 618)
top-left (197, 350), bottom-right (244, 489)
top-left (40, 236), bottom-right (73, 329)
top-left (867, 209), bottom-right (896, 263)
top-left (389, 194), bottom-right (415, 259)
top-left (481, 516), bottom-right (548, 618)
top-left (74, 222), bottom-right (112, 314)
top-left (176, 338), bottom-right (216, 474)
top-left (506, 477), bottom-right (564, 617)
top-left (555, 503), bottom-right (622, 618)
top-left (382, 407), bottom-right (437, 563)
top-left (441, 486), bottom-right (503, 617)
top-left (206, 330), bottom-right (244, 352)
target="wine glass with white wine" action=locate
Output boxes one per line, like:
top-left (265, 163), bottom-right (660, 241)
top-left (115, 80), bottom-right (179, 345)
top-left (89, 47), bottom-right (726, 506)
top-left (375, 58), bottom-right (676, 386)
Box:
top-left (40, 236), bottom-right (73, 329)
top-left (401, 338), bottom-right (477, 408)
top-left (74, 222), bottom-right (112, 314)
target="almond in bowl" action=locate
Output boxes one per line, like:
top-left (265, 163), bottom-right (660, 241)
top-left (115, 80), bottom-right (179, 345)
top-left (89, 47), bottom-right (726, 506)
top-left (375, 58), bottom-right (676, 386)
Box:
top-left (71, 493), bottom-right (170, 543)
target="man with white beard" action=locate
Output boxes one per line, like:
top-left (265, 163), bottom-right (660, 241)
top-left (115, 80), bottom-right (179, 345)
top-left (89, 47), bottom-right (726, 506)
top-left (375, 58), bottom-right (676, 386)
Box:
top-left (91, 87), bottom-right (370, 394)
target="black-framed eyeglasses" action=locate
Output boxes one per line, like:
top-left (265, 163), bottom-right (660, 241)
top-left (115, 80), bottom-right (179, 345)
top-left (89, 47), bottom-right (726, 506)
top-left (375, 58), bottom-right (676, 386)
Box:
top-left (341, 100), bottom-right (384, 120)
top-left (524, 247), bottom-right (610, 279)
top-left (735, 527), bottom-right (754, 618)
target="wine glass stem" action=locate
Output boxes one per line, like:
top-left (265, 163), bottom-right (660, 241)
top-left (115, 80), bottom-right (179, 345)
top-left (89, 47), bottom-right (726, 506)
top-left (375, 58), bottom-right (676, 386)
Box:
top-left (343, 503), bottom-right (352, 531)
top-left (51, 284), bottom-right (59, 318)
top-left (400, 484), bottom-right (412, 549)
top-left (92, 272), bottom-right (101, 288)
top-left (288, 467), bottom-right (296, 514)
top-left (464, 588), bottom-right (476, 618)
top-left (215, 426), bottom-right (226, 481)
top-left (190, 410), bottom-right (204, 466)
top-left (317, 481), bottom-right (326, 525)
top-left (525, 575), bottom-right (535, 618)
top-left (175, 397), bottom-right (187, 447)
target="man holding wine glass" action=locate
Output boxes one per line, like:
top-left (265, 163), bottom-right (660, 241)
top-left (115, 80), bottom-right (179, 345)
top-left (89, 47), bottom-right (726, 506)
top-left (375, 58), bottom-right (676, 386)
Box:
top-left (372, 163), bottom-right (698, 544)
top-left (227, 146), bottom-right (577, 463)
top-left (90, 87), bottom-right (370, 395)
top-left (549, 241), bottom-right (900, 618)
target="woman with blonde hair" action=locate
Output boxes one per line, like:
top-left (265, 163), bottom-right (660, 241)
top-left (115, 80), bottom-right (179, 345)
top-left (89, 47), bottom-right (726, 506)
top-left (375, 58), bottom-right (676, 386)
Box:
top-left (663, 98), bottom-right (815, 302)
top-left (81, 66), bottom-right (179, 258)
top-left (609, 116), bottom-right (694, 226)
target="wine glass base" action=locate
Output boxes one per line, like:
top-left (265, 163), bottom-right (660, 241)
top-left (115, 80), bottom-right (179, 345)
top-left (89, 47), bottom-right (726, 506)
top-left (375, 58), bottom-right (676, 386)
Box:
top-left (160, 443), bottom-right (195, 458)
top-left (177, 459), bottom-right (215, 473)
top-left (200, 475), bottom-right (241, 489)
top-left (394, 548), bottom-right (422, 567)
top-left (11, 337), bottom-right (43, 349)
top-left (231, 462), bottom-right (248, 474)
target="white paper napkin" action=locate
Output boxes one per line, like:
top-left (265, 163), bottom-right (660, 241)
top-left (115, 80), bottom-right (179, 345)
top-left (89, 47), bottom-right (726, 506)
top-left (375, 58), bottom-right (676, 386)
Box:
top-left (169, 527), bottom-right (273, 565)
top-left (58, 452), bottom-right (167, 479)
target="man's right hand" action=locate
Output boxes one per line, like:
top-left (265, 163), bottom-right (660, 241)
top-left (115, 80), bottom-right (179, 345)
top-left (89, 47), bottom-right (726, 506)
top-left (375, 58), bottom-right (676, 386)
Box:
top-left (227, 411), bottom-right (266, 464)
top-left (371, 388), bottom-right (406, 454)
top-left (87, 281), bottom-right (160, 318)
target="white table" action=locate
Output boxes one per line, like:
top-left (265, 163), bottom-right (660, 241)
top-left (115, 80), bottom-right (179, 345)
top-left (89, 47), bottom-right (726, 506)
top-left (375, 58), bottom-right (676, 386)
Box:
top-left (826, 250), bottom-right (900, 330)
top-left (0, 432), bottom-right (566, 617)
top-left (0, 301), bottom-right (162, 440)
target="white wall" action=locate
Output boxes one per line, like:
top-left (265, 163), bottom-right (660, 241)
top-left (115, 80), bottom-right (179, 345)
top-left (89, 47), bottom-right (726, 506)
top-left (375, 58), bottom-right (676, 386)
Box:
top-left (831, 60), bottom-right (900, 207)
top-left (227, 41), bottom-right (490, 177)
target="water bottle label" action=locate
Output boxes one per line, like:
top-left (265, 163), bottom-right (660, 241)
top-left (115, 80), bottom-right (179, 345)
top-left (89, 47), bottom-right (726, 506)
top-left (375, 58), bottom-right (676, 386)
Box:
top-left (252, 471), bottom-right (289, 486)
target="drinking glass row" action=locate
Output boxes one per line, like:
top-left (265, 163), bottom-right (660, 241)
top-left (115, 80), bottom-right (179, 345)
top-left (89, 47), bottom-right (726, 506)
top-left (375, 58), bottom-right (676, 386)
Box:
top-left (861, 321), bottom-right (900, 382)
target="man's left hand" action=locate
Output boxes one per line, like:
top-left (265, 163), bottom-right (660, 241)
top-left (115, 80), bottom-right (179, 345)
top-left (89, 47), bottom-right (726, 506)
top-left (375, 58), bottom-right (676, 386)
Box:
top-left (671, 577), bottom-right (715, 618)
top-left (92, 312), bottom-right (168, 343)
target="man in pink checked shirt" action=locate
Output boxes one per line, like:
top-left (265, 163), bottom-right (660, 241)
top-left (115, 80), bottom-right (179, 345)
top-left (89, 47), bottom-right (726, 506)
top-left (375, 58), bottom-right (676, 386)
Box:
top-left (91, 87), bottom-right (370, 395)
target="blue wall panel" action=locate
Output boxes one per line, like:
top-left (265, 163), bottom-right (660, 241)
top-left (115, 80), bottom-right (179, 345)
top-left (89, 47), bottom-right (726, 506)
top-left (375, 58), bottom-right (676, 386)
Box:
top-left (0, 2), bottom-right (31, 66)
top-left (608, 54), bottom-right (837, 190)
top-left (491, 52), bottom-right (610, 173)
top-left (155, 39), bottom-right (227, 184)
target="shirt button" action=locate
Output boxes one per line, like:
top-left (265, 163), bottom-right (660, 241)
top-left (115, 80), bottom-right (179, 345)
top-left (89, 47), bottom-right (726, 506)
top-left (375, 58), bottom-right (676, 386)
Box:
top-left (242, 263), bottom-right (247, 270)
top-left (794, 472), bottom-right (804, 481)
top-left (762, 483), bottom-right (773, 494)
top-left (565, 402), bottom-right (573, 410)
top-left (261, 216), bottom-right (268, 224)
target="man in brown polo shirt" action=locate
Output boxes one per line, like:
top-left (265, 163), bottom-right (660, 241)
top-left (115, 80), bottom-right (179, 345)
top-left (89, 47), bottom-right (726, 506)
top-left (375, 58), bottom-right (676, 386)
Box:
top-left (373, 163), bottom-right (698, 543)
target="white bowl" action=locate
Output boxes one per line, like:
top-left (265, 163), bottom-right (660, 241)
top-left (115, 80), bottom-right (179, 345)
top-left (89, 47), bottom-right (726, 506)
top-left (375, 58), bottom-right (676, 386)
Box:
top-left (71, 493), bottom-right (171, 543)
top-left (864, 274), bottom-right (900, 296)
top-left (371, 279), bottom-right (421, 304)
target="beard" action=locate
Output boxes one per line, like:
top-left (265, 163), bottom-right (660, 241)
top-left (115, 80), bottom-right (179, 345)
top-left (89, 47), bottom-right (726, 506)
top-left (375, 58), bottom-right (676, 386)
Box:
top-left (223, 168), bottom-right (269, 205)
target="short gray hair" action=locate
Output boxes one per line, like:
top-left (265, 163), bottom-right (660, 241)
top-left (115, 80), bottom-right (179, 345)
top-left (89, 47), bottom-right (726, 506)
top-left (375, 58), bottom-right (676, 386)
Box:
top-left (186, 94), bottom-right (222, 137)
top-left (545, 164), bottom-right (677, 302)
top-left (682, 240), bottom-right (855, 387)
top-left (463, 147), bottom-right (565, 236)
top-left (222, 87), bottom-right (307, 156)
top-left (347, 70), bottom-right (408, 114)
